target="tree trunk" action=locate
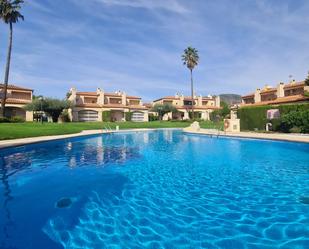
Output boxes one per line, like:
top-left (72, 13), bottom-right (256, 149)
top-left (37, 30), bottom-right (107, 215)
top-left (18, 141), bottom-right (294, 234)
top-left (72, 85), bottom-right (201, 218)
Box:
top-left (190, 69), bottom-right (194, 120)
top-left (1, 22), bottom-right (13, 118)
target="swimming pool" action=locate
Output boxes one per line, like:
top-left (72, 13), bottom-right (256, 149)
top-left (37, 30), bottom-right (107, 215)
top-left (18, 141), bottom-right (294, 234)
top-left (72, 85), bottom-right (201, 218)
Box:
top-left (0, 130), bottom-right (308, 249)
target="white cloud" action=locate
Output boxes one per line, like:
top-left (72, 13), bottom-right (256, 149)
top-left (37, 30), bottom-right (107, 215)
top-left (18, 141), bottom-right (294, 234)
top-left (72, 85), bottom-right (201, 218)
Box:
top-left (94, 0), bottom-right (188, 13)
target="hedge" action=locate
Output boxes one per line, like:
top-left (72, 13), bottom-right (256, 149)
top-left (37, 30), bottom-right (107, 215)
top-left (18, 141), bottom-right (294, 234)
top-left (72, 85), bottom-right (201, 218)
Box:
top-left (102, 111), bottom-right (111, 122)
top-left (125, 112), bottom-right (132, 121)
top-left (237, 103), bottom-right (309, 131)
top-left (0, 116), bottom-right (25, 123)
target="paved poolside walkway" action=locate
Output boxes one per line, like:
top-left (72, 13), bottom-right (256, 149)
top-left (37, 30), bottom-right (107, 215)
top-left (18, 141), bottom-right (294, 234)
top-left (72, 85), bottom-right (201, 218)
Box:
top-left (0, 128), bottom-right (180, 149)
top-left (183, 128), bottom-right (309, 143)
top-left (0, 128), bottom-right (308, 149)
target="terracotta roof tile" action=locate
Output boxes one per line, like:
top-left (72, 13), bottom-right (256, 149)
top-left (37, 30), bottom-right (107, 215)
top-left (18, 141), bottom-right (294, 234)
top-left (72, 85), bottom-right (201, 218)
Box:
top-left (241, 95), bottom-right (308, 107)
top-left (0, 98), bottom-right (31, 104)
top-left (260, 88), bottom-right (277, 94)
top-left (129, 105), bottom-right (147, 110)
top-left (76, 92), bottom-right (98, 96)
top-left (242, 93), bottom-right (255, 98)
top-left (127, 96), bottom-right (141, 99)
top-left (75, 103), bottom-right (101, 108)
top-left (283, 81), bottom-right (305, 90)
top-left (104, 93), bottom-right (122, 97)
top-left (0, 83), bottom-right (33, 91)
top-left (177, 106), bottom-right (221, 110)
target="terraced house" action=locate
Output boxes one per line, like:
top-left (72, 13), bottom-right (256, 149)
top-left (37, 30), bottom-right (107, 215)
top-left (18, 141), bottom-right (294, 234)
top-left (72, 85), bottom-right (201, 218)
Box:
top-left (242, 80), bottom-right (309, 106)
top-left (153, 93), bottom-right (221, 120)
top-left (0, 84), bottom-right (33, 121)
top-left (68, 88), bottom-right (149, 122)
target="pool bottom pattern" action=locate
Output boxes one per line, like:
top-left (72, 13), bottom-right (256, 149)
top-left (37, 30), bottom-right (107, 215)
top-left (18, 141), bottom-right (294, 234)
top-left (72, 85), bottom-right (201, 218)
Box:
top-left (43, 174), bottom-right (309, 249)
top-left (1, 131), bottom-right (308, 249)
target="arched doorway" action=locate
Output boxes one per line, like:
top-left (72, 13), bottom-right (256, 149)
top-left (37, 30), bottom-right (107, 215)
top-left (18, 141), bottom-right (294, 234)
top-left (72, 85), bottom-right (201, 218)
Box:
top-left (131, 112), bottom-right (144, 122)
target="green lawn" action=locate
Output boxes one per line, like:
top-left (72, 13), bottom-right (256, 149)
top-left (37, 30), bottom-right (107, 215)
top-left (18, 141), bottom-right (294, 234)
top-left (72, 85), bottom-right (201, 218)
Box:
top-left (0, 121), bottom-right (223, 140)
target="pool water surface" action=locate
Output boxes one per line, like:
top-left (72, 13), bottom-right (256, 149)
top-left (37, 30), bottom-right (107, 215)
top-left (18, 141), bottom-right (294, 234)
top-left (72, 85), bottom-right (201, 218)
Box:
top-left (0, 130), bottom-right (308, 248)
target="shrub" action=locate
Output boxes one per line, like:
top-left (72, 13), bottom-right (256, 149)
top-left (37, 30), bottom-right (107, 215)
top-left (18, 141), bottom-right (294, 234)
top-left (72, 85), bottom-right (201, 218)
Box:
top-left (10, 116), bottom-right (25, 123)
top-left (281, 109), bottom-right (309, 133)
top-left (0, 117), bottom-right (10, 123)
top-left (59, 110), bottom-right (71, 122)
top-left (0, 116), bottom-right (25, 123)
top-left (102, 111), bottom-right (111, 122)
top-left (125, 112), bottom-right (132, 121)
top-left (189, 112), bottom-right (201, 119)
top-left (149, 113), bottom-right (159, 121)
top-left (210, 101), bottom-right (230, 121)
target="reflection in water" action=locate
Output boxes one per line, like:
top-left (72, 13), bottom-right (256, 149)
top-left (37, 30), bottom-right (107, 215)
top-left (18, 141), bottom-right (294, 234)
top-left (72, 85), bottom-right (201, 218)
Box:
top-left (65, 144), bottom-right (140, 168)
top-left (0, 135), bottom-right (140, 249)
top-left (0, 154), bottom-right (32, 246)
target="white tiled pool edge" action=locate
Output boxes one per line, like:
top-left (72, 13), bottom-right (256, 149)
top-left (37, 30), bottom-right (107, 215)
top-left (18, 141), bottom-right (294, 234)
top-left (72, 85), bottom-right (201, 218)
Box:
top-left (1, 128), bottom-right (308, 149)
top-left (0, 128), bottom-right (180, 149)
top-left (183, 128), bottom-right (309, 143)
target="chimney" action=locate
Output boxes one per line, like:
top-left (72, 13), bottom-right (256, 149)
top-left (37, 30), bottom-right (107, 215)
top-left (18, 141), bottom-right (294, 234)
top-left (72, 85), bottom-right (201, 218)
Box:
top-left (254, 88), bottom-right (261, 103)
top-left (215, 95), bottom-right (220, 108)
top-left (97, 88), bottom-right (104, 105)
top-left (68, 87), bottom-right (77, 104)
top-left (122, 91), bottom-right (127, 105)
top-left (277, 82), bottom-right (284, 98)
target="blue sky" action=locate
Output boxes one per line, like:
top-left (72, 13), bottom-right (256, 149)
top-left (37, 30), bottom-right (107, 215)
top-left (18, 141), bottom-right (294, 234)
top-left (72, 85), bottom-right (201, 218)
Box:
top-left (0, 0), bottom-right (308, 101)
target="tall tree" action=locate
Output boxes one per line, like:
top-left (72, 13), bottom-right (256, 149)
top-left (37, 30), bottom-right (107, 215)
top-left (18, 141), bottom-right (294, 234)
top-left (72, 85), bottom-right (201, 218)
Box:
top-left (151, 103), bottom-right (177, 121)
top-left (305, 71), bottom-right (309, 86)
top-left (182, 46), bottom-right (199, 120)
top-left (0, 0), bottom-right (24, 117)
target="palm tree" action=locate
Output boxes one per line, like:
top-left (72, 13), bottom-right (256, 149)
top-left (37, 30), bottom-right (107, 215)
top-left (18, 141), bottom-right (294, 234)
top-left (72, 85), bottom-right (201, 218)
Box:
top-left (182, 46), bottom-right (199, 119)
top-left (0, 0), bottom-right (24, 118)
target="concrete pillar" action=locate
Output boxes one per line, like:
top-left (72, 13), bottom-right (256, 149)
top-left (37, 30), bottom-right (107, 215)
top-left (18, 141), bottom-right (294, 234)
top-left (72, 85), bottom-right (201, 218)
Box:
top-left (183, 111), bottom-right (189, 120)
top-left (143, 111), bottom-right (149, 122)
top-left (25, 111), bottom-right (33, 121)
top-left (215, 95), bottom-right (220, 108)
top-left (122, 92), bottom-right (127, 105)
top-left (97, 88), bottom-right (104, 105)
top-left (98, 111), bottom-right (102, 122)
top-left (68, 87), bottom-right (77, 104)
top-left (72, 110), bottom-right (79, 122)
top-left (277, 82), bottom-right (285, 97)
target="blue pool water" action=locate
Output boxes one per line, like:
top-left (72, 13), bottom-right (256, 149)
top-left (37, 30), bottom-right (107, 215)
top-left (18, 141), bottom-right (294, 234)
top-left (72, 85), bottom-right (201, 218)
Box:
top-left (0, 130), bottom-right (309, 249)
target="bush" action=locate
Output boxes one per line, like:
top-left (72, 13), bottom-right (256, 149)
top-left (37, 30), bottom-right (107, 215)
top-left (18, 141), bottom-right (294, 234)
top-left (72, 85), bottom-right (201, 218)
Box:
top-left (59, 110), bottom-right (71, 122)
top-left (125, 112), bottom-right (132, 121)
top-left (0, 117), bottom-right (10, 123)
top-left (10, 116), bottom-right (25, 123)
top-left (281, 109), bottom-right (309, 133)
top-left (189, 112), bottom-right (201, 119)
top-left (149, 113), bottom-right (159, 121)
top-left (0, 116), bottom-right (25, 123)
top-left (102, 111), bottom-right (111, 122)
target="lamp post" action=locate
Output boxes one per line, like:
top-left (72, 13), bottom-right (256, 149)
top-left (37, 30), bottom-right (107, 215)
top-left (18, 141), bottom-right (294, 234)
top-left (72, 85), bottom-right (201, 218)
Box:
top-left (38, 97), bottom-right (43, 124)
top-left (158, 106), bottom-right (163, 121)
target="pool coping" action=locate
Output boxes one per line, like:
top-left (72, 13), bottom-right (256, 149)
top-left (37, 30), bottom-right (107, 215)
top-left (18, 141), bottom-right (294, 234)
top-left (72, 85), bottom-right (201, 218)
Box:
top-left (183, 128), bottom-right (309, 144)
top-left (1, 127), bottom-right (308, 149)
top-left (0, 128), bottom-right (181, 149)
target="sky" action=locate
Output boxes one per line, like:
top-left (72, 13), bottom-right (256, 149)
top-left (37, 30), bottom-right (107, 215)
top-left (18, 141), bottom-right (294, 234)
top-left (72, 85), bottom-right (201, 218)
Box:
top-left (0, 0), bottom-right (308, 101)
